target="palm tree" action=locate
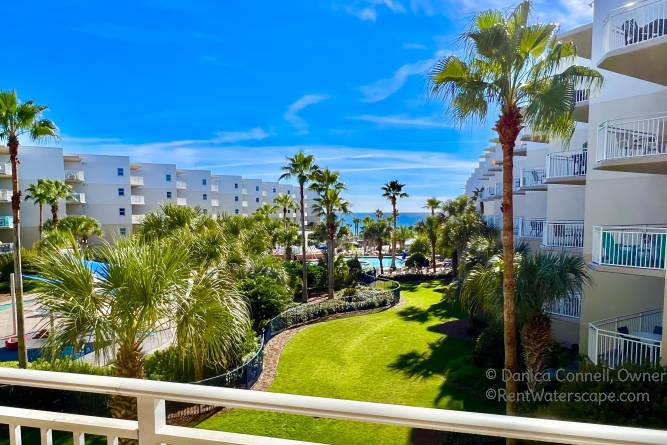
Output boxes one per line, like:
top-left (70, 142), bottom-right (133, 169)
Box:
top-left (45, 215), bottom-right (102, 247)
top-left (274, 193), bottom-right (298, 230)
top-left (462, 251), bottom-right (589, 392)
top-left (362, 218), bottom-right (391, 275)
top-left (424, 197), bottom-right (441, 216)
top-left (416, 216), bottom-right (440, 273)
top-left (0, 90), bottom-right (58, 368)
top-left (394, 225), bottom-right (414, 251)
top-left (254, 202), bottom-right (279, 220)
top-left (429, 1), bottom-right (602, 416)
top-left (352, 217), bottom-right (361, 237)
top-left (32, 238), bottom-right (251, 421)
top-left (440, 196), bottom-right (485, 280)
top-left (311, 169), bottom-right (349, 299)
top-left (25, 179), bottom-right (51, 239)
top-left (280, 152), bottom-right (319, 303)
top-left (374, 209), bottom-right (383, 220)
top-left (382, 180), bottom-right (408, 271)
top-left (45, 180), bottom-right (72, 225)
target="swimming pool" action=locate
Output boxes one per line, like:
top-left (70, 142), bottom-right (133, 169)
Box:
top-left (355, 256), bottom-right (406, 270)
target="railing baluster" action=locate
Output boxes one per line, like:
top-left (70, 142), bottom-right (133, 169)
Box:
top-left (107, 436), bottom-right (119, 445)
top-left (73, 432), bottom-right (85, 445)
top-left (39, 428), bottom-right (52, 445)
top-left (8, 424), bottom-right (21, 445)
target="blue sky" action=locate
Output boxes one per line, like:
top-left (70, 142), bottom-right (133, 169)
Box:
top-left (6, 0), bottom-right (592, 211)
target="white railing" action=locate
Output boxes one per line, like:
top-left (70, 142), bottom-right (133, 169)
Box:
top-left (0, 216), bottom-right (13, 229)
top-left (543, 221), bottom-right (585, 248)
top-left (482, 183), bottom-right (501, 200)
top-left (597, 113), bottom-right (667, 162)
top-left (176, 181), bottom-right (187, 190)
top-left (131, 195), bottom-right (145, 205)
top-left (483, 214), bottom-right (501, 228)
top-left (519, 168), bottom-right (546, 188)
top-left (132, 214), bottom-right (145, 225)
top-left (512, 178), bottom-right (521, 192)
top-left (211, 184), bottom-right (219, 192)
top-left (589, 309), bottom-right (663, 368)
top-left (0, 163), bottom-right (11, 176)
top-left (544, 291), bottom-right (582, 319)
top-left (0, 189), bottom-right (11, 202)
top-left (176, 197), bottom-right (187, 206)
top-left (211, 199), bottom-right (220, 207)
top-left (64, 170), bottom-right (85, 182)
top-left (67, 192), bottom-right (86, 204)
top-left (603, 0), bottom-right (667, 53)
top-left (1, 369), bottom-right (667, 445)
top-left (519, 218), bottom-right (545, 238)
top-left (130, 175), bottom-right (144, 186)
top-left (575, 88), bottom-right (590, 103)
top-left (0, 242), bottom-right (14, 254)
top-left (513, 217), bottom-right (522, 236)
top-left (592, 225), bottom-right (667, 269)
top-left (546, 150), bottom-right (587, 179)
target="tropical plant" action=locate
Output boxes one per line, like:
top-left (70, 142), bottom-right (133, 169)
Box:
top-left (44, 215), bottom-right (102, 247)
top-left (424, 197), bottom-right (442, 216)
top-left (374, 209), bottom-right (383, 220)
top-left (139, 202), bottom-right (206, 241)
top-left (44, 180), bottom-right (72, 225)
top-left (382, 180), bottom-right (408, 271)
top-left (429, 1), bottom-right (603, 416)
top-left (352, 217), bottom-right (361, 237)
top-left (440, 196), bottom-right (485, 280)
top-left (362, 218), bottom-right (391, 275)
top-left (415, 216), bottom-right (441, 273)
top-left (25, 179), bottom-right (52, 240)
top-left (254, 202), bottom-right (279, 219)
top-left (461, 251), bottom-right (589, 392)
top-left (274, 193), bottom-right (298, 228)
top-left (239, 275), bottom-right (293, 332)
top-left (0, 90), bottom-right (58, 368)
top-left (311, 169), bottom-right (350, 299)
top-left (280, 151), bottom-right (320, 303)
top-left (405, 252), bottom-right (429, 271)
top-left (31, 237), bottom-right (251, 421)
top-left (394, 225), bottom-right (414, 251)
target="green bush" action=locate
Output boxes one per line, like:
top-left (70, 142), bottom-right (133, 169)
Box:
top-left (346, 257), bottom-right (363, 284)
top-left (239, 275), bottom-right (293, 331)
top-left (473, 325), bottom-right (504, 369)
top-left (405, 252), bottom-right (429, 269)
top-left (409, 237), bottom-right (430, 255)
top-left (340, 287), bottom-right (359, 297)
top-left (0, 358), bottom-right (111, 376)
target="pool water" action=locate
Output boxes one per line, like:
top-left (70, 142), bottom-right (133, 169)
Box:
top-left (355, 256), bottom-right (406, 270)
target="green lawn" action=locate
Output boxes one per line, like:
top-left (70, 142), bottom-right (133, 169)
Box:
top-left (197, 280), bottom-right (501, 444)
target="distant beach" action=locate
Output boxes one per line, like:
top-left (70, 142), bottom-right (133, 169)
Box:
top-left (340, 212), bottom-right (428, 228)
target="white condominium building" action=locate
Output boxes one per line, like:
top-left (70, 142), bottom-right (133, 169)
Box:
top-left (465, 0), bottom-right (667, 368)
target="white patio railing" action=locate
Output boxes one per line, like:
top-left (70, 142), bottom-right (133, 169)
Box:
top-left (132, 214), bottom-right (146, 225)
top-left (130, 175), bottom-right (144, 186)
top-left (67, 192), bottom-right (86, 204)
top-left (603, 0), bottom-right (667, 53)
top-left (483, 214), bottom-right (501, 229)
top-left (0, 242), bottom-right (14, 254)
top-left (546, 150), bottom-right (587, 179)
top-left (482, 183), bottom-right (501, 200)
top-left (0, 189), bottom-right (12, 202)
top-left (176, 197), bottom-right (188, 206)
top-left (597, 113), bottom-right (667, 162)
top-left (176, 180), bottom-right (187, 190)
top-left (543, 221), bottom-right (585, 248)
top-left (0, 163), bottom-right (11, 176)
top-left (131, 195), bottom-right (145, 205)
top-left (1, 369), bottom-right (667, 444)
top-left (575, 88), bottom-right (590, 103)
top-left (519, 168), bottom-right (546, 188)
top-left (588, 309), bottom-right (663, 368)
top-left (64, 170), bottom-right (85, 182)
top-left (592, 225), bottom-right (667, 269)
top-left (544, 291), bottom-right (582, 319)
top-left (519, 218), bottom-right (545, 239)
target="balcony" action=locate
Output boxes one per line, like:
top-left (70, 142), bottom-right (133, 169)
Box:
top-left (67, 192), bottom-right (86, 204)
top-left (0, 163), bottom-right (11, 177)
top-left (1, 369), bottom-right (665, 445)
top-left (592, 225), bottom-right (667, 270)
top-left (573, 89), bottom-right (590, 123)
top-left (481, 184), bottom-right (501, 201)
top-left (0, 242), bottom-right (13, 254)
top-left (519, 168), bottom-right (547, 191)
top-left (544, 291), bottom-right (582, 319)
top-left (130, 175), bottom-right (144, 186)
top-left (589, 309), bottom-right (663, 368)
top-left (599, 0), bottom-right (667, 85)
top-left (176, 181), bottom-right (187, 190)
top-left (0, 215), bottom-right (13, 229)
top-left (542, 221), bottom-right (585, 248)
top-left (211, 199), bottom-right (220, 207)
top-left (241, 188), bottom-right (248, 195)
top-left (132, 214), bottom-right (145, 225)
top-left (176, 197), bottom-right (187, 206)
top-left (482, 214), bottom-right (501, 229)
top-left (514, 142), bottom-right (528, 156)
top-left (545, 150), bottom-right (587, 185)
top-left (559, 22), bottom-right (592, 59)
top-left (596, 114), bottom-right (667, 174)
top-left (517, 218), bottom-right (545, 239)
top-left (0, 190), bottom-right (11, 202)
top-left (131, 195), bottom-right (145, 205)
top-left (211, 184), bottom-right (219, 192)
top-left (511, 178), bottom-right (523, 195)
top-left (64, 170), bottom-right (84, 183)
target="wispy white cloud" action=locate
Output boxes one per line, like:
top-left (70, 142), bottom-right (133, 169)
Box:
top-left (213, 127), bottom-right (271, 143)
top-left (337, 0), bottom-right (406, 22)
top-left (402, 42), bottom-right (427, 50)
top-left (348, 114), bottom-right (451, 128)
top-left (284, 93), bottom-right (330, 134)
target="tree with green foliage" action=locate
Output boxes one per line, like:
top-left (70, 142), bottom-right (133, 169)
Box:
top-left (394, 225), bottom-right (414, 251)
top-left (274, 193), bottom-right (298, 229)
top-left (415, 216), bottom-right (441, 273)
top-left (0, 90), bottom-right (58, 368)
top-left (382, 180), bottom-right (408, 271)
top-left (405, 252), bottom-right (429, 271)
top-left (362, 218), bottom-right (391, 275)
top-left (429, 1), bottom-right (602, 418)
top-left (423, 197), bottom-right (441, 216)
top-left (239, 275), bottom-right (293, 332)
top-left (44, 180), bottom-right (72, 225)
top-left (44, 215), bottom-right (102, 247)
top-left (440, 196), bottom-right (485, 281)
top-left (352, 217), bottom-right (361, 237)
top-left (25, 179), bottom-right (51, 239)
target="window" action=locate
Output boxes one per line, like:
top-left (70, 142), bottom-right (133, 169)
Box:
top-left (255, 197), bottom-right (260, 203)
top-left (202, 179), bottom-right (207, 186)
top-left (287, 190), bottom-right (291, 195)
top-left (203, 193), bottom-right (208, 201)
top-left (235, 209), bottom-right (239, 214)
top-left (234, 183), bottom-right (239, 189)
top-left (166, 174), bottom-right (172, 182)
top-left (119, 228), bottom-right (127, 236)
top-left (272, 188), bottom-right (276, 193)
top-left (119, 208), bottom-right (126, 216)
top-left (234, 196), bottom-right (239, 202)
top-left (117, 167), bottom-right (124, 177)
top-left (255, 185), bottom-right (260, 192)
top-left (118, 188), bottom-right (125, 197)
top-left (166, 191), bottom-right (172, 199)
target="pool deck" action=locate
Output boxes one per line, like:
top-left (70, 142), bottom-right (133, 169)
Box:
top-left (0, 294), bottom-right (44, 340)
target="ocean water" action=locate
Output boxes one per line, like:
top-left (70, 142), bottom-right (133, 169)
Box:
top-left (341, 212), bottom-right (428, 228)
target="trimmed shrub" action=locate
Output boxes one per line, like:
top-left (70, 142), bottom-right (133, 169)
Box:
top-left (239, 275), bottom-right (293, 331)
top-left (405, 252), bottom-right (429, 270)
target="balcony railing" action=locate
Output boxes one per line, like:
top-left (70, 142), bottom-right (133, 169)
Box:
top-left (67, 192), bottom-right (86, 204)
top-left (0, 242), bottom-right (13, 254)
top-left (176, 197), bottom-right (187, 206)
top-left (592, 225), bottom-right (667, 270)
top-left (546, 150), bottom-right (587, 179)
top-left (544, 291), bottom-right (582, 319)
top-left (483, 214), bottom-right (501, 229)
top-left (64, 170), bottom-right (85, 182)
top-left (176, 181), bottom-right (187, 190)
top-left (211, 184), bottom-right (219, 192)
top-left (211, 199), bottom-right (220, 207)
top-left (518, 218), bottom-right (545, 239)
top-left (0, 189), bottom-right (11, 202)
top-left (131, 195), bottom-right (145, 205)
top-left (130, 175), bottom-right (144, 186)
top-left (481, 183), bottom-right (501, 200)
top-left (589, 309), bottom-right (663, 368)
top-left (543, 221), bottom-right (585, 248)
top-left (603, 0), bottom-right (667, 52)
top-left (0, 215), bottom-right (13, 229)
top-left (132, 214), bottom-right (145, 225)
top-left (2, 369), bottom-right (666, 445)
top-left (575, 88), bottom-right (590, 103)
top-left (0, 162), bottom-right (11, 176)
top-left (519, 168), bottom-right (546, 188)
top-left (597, 114), bottom-right (667, 162)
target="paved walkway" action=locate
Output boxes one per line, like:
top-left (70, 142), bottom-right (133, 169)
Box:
top-left (0, 294), bottom-right (45, 339)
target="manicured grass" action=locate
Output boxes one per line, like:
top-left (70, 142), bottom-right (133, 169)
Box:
top-left (197, 280), bottom-right (501, 444)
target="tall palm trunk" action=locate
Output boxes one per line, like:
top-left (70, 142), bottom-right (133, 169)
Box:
top-left (38, 203), bottom-right (43, 239)
top-left (283, 207), bottom-right (290, 261)
top-left (431, 240), bottom-right (436, 273)
top-left (326, 218), bottom-right (335, 300)
top-left (390, 203), bottom-right (397, 270)
top-left (496, 106), bottom-right (521, 418)
top-left (299, 183), bottom-right (308, 303)
top-left (8, 135), bottom-right (27, 368)
top-left (377, 242), bottom-right (384, 275)
top-left (51, 203), bottom-right (59, 225)
top-left (110, 340), bottom-right (144, 445)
